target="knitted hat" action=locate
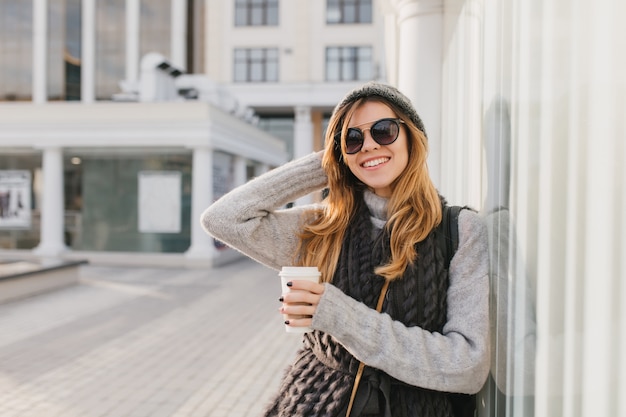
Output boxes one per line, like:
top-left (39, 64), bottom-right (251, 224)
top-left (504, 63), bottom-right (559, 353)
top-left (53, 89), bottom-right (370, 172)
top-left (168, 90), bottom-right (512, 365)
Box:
top-left (333, 81), bottom-right (427, 137)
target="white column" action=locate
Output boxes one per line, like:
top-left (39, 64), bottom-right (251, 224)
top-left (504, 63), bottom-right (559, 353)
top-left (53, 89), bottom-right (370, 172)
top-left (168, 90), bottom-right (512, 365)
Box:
top-left (293, 106), bottom-right (313, 159)
top-left (394, 0), bottom-right (444, 188)
top-left (32, 0), bottom-right (47, 103)
top-left (381, 6), bottom-right (400, 86)
top-left (185, 146), bottom-right (216, 262)
top-left (440, 0), bottom-right (483, 205)
top-left (33, 147), bottom-right (67, 257)
top-left (294, 106), bottom-right (314, 205)
top-left (233, 155), bottom-right (247, 187)
top-left (81, 0), bottom-right (96, 102)
top-left (171, 0), bottom-right (187, 70)
top-left (581, 1), bottom-right (620, 415)
top-left (126, 0), bottom-right (141, 83)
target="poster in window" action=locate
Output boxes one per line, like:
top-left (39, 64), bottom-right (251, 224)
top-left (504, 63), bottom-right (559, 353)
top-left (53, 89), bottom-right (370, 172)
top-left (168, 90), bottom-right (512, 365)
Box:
top-left (0, 170), bottom-right (32, 229)
top-left (138, 171), bottom-right (181, 233)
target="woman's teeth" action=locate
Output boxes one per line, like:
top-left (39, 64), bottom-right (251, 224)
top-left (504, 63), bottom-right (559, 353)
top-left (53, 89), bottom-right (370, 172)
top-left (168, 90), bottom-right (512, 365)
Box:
top-left (362, 157), bottom-right (389, 168)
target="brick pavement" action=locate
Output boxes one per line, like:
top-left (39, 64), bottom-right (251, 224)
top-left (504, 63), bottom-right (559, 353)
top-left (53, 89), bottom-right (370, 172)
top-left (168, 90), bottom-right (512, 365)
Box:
top-left (0, 258), bottom-right (302, 417)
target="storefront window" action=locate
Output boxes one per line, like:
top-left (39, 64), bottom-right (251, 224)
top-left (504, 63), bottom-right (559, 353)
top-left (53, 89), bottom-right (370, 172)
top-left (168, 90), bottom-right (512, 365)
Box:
top-left (0, 152), bottom-right (42, 249)
top-left (64, 150), bottom-right (192, 253)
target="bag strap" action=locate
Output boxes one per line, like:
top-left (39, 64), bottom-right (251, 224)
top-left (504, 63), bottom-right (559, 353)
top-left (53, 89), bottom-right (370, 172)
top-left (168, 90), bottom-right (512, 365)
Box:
top-left (440, 205), bottom-right (462, 269)
top-left (345, 279), bottom-right (390, 417)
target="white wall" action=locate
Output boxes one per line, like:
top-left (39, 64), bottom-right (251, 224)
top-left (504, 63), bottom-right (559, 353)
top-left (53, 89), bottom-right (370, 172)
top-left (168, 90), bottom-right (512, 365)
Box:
top-left (386, 0), bottom-right (626, 417)
top-left (432, 0), bottom-right (626, 416)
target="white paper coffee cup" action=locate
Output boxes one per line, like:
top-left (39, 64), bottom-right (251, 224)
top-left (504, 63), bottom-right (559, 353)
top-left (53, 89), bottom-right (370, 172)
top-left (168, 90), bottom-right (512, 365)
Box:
top-left (279, 266), bottom-right (321, 333)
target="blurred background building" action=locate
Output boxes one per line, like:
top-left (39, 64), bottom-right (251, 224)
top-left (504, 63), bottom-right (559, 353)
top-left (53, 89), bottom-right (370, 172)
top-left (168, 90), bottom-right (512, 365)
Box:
top-left (0, 1), bottom-right (624, 416)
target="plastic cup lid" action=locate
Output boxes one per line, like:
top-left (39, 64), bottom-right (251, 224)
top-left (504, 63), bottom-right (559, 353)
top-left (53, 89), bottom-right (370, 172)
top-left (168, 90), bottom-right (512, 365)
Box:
top-left (279, 266), bottom-right (320, 276)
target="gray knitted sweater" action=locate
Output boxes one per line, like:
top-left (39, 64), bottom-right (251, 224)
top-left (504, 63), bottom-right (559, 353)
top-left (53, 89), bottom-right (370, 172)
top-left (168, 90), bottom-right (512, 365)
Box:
top-left (201, 152), bottom-right (490, 394)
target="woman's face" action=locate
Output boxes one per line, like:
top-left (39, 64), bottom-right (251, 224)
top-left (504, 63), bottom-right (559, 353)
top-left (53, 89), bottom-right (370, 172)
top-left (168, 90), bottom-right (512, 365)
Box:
top-left (343, 101), bottom-right (409, 198)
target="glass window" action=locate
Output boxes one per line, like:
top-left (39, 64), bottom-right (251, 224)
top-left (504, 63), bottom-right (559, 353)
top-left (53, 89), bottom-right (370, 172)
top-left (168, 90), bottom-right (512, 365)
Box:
top-left (325, 46), bottom-right (372, 81)
top-left (65, 150), bottom-right (192, 253)
top-left (47, 0), bottom-right (65, 101)
top-left (47, 0), bottom-right (82, 101)
top-left (187, 0), bottom-right (206, 74)
top-left (140, 0), bottom-right (171, 60)
top-left (327, 0), bottom-right (372, 24)
top-left (257, 116), bottom-right (294, 157)
top-left (233, 48), bottom-right (279, 82)
top-left (0, 152), bottom-right (42, 249)
top-left (0, 2), bottom-right (33, 101)
top-left (0, 149), bottom-right (192, 252)
top-left (235, 0), bottom-right (279, 26)
top-left (95, 0), bottom-right (125, 100)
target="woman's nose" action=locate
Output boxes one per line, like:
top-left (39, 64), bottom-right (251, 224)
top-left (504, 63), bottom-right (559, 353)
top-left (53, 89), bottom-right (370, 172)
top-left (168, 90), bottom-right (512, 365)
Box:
top-left (360, 129), bottom-right (379, 152)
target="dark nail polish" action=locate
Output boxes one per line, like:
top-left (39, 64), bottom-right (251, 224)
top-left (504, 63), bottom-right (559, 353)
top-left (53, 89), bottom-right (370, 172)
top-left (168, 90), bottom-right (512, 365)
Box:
top-left (286, 281), bottom-right (293, 287)
top-left (284, 320), bottom-right (290, 325)
top-left (279, 296), bottom-right (284, 302)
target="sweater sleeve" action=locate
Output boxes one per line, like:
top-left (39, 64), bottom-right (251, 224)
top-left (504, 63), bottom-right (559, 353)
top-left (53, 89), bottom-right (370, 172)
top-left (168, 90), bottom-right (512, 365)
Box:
top-left (200, 152), bottom-right (328, 271)
top-left (311, 209), bottom-right (490, 394)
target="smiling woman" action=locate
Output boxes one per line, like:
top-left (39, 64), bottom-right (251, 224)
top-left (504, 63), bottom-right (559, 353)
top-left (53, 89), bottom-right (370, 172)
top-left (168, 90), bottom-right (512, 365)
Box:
top-left (201, 81), bottom-right (490, 417)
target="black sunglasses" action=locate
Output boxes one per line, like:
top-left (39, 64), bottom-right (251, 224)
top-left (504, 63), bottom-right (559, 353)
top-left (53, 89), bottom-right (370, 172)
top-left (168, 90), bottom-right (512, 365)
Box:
top-left (335, 118), bottom-right (405, 154)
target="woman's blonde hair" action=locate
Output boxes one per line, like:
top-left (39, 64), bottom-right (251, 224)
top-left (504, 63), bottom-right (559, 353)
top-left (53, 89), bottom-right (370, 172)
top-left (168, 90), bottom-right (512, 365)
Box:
top-left (295, 96), bottom-right (442, 282)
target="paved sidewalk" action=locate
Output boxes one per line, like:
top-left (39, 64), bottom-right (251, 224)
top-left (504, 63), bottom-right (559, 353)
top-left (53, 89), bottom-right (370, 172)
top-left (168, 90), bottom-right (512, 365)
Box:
top-left (0, 259), bottom-right (302, 417)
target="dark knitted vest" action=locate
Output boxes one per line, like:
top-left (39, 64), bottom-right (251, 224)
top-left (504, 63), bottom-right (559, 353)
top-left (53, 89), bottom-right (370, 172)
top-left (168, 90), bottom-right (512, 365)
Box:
top-left (263, 197), bottom-right (454, 417)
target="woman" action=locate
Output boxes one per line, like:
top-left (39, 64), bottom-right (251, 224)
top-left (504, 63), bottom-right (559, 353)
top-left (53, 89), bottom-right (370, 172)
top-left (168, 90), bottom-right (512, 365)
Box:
top-left (201, 82), bottom-right (490, 417)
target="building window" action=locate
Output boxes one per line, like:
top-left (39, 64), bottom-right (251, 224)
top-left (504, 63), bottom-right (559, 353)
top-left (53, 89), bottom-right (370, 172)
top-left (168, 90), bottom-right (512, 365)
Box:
top-left (187, 0), bottom-right (206, 74)
top-left (327, 0), bottom-right (372, 24)
top-left (234, 48), bottom-right (279, 82)
top-left (0, 2), bottom-right (34, 101)
top-left (140, 0), bottom-right (171, 59)
top-left (47, 0), bottom-right (82, 101)
top-left (235, 0), bottom-right (279, 26)
top-left (95, 0), bottom-right (125, 101)
top-left (257, 116), bottom-right (294, 157)
top-left (325, 46), bottom-right (372, 81)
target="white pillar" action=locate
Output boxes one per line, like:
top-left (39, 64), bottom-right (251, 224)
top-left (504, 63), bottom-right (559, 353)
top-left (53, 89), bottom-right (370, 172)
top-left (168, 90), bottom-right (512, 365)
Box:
top-left (233, 155), bottom-right (247, 187)
top-left (185, 146), bottom-right (215, 262)
top-left (171, 0), bottom-right (187, 70)
top-left (32, 0), bottom-right (47, 103)
top-left (126, 0), bottom-right (141, 83)
top-left (294, 106), bottom-right (314, 205)
top-left (440, 0), bottom-right (483, 205)
top-left (394, 0), bottom-right (444, 188)
top-left (33, 147), bottom-right (67, 257)
top-left (293, 106), bottom-right (313, 159)
top-left (81, 0), bottom-right (96, 102)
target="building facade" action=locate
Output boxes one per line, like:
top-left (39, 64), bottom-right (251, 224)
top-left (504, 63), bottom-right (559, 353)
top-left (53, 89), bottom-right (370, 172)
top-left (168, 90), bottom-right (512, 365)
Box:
top-left (0, 0), bottom-right (386, 264)
top-left (1, 0), bottom-right (625, 416)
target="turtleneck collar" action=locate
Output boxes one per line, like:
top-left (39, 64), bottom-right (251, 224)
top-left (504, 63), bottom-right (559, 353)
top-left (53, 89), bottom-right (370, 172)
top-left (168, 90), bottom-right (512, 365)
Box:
top-left (363, 190), bottom-right (388, 229)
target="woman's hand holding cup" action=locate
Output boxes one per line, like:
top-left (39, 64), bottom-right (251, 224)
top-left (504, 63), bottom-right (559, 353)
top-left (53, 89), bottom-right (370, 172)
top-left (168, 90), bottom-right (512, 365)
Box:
top-left (279, 267), bottom-right (324, 333)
